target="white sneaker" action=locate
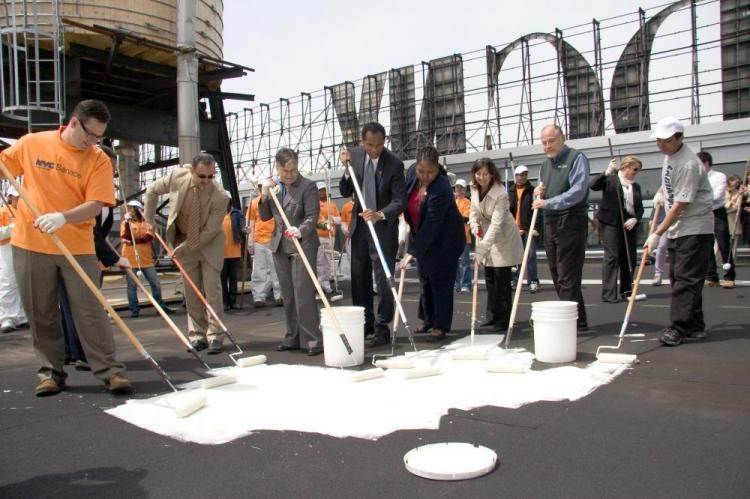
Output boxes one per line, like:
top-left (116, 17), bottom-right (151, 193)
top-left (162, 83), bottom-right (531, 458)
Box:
top-left (529, 282), bottom-right (539, 293)
top-left (460, 287), bottom-right (470, 293)
top-left (653, 274), bottom-right (662, 286)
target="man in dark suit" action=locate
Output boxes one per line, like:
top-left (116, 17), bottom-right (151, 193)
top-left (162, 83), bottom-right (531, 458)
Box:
top-left (339, 122), bottom-right (406, 346)
top-left (259, 148), bottom-right (322, 355)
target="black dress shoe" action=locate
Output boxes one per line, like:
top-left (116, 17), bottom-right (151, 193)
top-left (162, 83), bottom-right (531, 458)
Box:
top-left (207, 339), bottom-right (223, 355)
top-left (276, 344), bottom-right (299, 352)
top-left (306, 347), bottom-right (322, 356)
top-left (189, 339), bottom-right (208, 352)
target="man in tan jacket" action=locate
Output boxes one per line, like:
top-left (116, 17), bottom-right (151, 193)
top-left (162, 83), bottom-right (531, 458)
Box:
top-left (144, 153), bottom-right (228, 353)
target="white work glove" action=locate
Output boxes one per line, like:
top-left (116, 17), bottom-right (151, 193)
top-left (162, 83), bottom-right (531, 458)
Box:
top-left (284, 226), bottom-right (301, 239)
top-left (116, 257), bottom-right (131, 269)
top-left (653, 190), bottom-right (664, 206)
top-left (533, 182), bottom-right (545, 198)
top-left (34, 212), bottom-right (66, 234)
top-left (471, 226), bottom-right (483, 238)
top-left (124, 212), bottom-right (132, 221)
top-left (260, 177), bottom-right (277, 198)
top-left (605, 159), bottom-right (618, 176)
top-left (623, 218), bottom-right (637, 231)
top-left (332, 216), bottom-right (341, 225)
top-left (531, 229), bottom-right (539, 237)
top-left (644, 233), bottom-right (661, 254)
top-left (396, 254), bottom-right (413, 271)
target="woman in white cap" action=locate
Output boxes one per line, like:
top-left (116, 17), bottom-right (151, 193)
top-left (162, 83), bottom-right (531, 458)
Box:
top-left (120, 199), bottom-right (176, 317)
top-left (0, 185), bottom-right (27, 333)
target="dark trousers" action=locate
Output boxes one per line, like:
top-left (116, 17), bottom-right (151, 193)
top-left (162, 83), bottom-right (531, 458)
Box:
top-left (706, 207), bottom-right (733, 281)
top-left (221, 257), bottom-right (241, 307)
top-left (59, 282), bottom-right (86, 363)
top-left (543, 214), bottom-right (588, 325)
top-left (350, 225), bottom-right (396, 340)
top-left (417, 258), bottom-right (459, 332)
top-left (669, 234), bottom-right (712, 334)
top-left (484, 266), bottom-right (512, 327)
top-left (600, 223), bottom-right (636, 302)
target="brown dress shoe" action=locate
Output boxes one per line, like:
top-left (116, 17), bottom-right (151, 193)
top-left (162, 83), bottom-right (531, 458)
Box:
top-left (106, 373), bottom-right (133, 394)
top-left (35, 377), bottom-right (65, 397)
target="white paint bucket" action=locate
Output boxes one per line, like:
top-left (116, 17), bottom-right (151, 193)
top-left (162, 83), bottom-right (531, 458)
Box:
top-left (320, 306), bottom-right (365, 367)
top-left (531, 301), bottom-right (577, 363)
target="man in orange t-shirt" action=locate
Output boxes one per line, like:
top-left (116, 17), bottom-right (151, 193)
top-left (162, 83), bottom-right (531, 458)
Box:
top-left (246, 193), bottom-right (282, 306)
top-left (508, 164), bottom-right (540, 292)
top-left (315, 181), bottom-right (340, 294)
top-left (0, 99), bottom-right (131, 396)
top-left (120, 200), bottom-right (174, 317)
top-left (221, 198), bottom-right (245, 310)
top-left (453, 179), bottom-right (472, 292)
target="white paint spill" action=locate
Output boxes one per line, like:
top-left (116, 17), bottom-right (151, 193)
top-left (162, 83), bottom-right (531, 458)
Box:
top-left (106, 335), bottom-right (627, 445)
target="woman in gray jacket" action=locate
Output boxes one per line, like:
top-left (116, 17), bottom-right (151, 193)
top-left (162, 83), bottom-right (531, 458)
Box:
top-left (469, 158), bottom-right (524, 333)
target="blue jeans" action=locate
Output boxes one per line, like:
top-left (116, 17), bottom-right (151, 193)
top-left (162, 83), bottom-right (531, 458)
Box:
top-left (511, 232), bottom-right (539, 286)
top-left (454, 244), bottom-right (472, 290)
top-left (126, 266), bottom-right (166, 313)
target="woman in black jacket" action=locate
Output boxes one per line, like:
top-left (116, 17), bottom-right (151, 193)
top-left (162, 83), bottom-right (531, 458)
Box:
top-left (590, 155), bottom-right (644, 303)
top-left (399, 146), bottom-right (465, 342)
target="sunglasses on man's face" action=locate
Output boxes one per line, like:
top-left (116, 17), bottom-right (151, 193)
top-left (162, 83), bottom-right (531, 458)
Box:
top-left (197, 174), bottom-right (215, 179)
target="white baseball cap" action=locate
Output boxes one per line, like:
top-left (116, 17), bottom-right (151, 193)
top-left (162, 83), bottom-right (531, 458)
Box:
top-left (454, 179), bottom-right (467, 188)
top-left (126, 200), bottom-right (144, 210)
top-left (514, 165), bottom-right (529, 175)
top-left (650, 116), bottom-right (684, 139)
top-left (316, 181), bottom-right (326, 190)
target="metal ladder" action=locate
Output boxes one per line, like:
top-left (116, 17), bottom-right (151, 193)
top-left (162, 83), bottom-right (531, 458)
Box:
top-left (0, 0), bottom-right (65, 132)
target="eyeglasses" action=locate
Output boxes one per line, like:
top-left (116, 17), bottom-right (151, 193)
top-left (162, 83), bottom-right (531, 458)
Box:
top-left (197, 174), bottom-right (215, 180)
top-left (78, 118), bottom-right (104, 142)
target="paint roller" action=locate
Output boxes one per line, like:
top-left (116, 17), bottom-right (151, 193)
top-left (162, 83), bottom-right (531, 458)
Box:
top-left (163, 390), bottom-right (208, 418)
top-left (351, 367), bottom-right (385, 382)
top-left (374, 358), bottom-right (414, 369)
top-left (451, 253), bottom-right (490, 361)
top-left (371, 261), bottom-right (414, 368)
top-left (146, 215), bottom-right (265, 368)
top-left (596, 203), bottom-right (661, 364)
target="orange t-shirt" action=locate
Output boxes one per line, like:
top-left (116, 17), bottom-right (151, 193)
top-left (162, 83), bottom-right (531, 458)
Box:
top-left (317, 200), bottom-right (340, 238)
top-left (456, 196), bottom-right (471, 244)
top-left (515, 184), bottom-right (526, 235)
top-left (246, 196), bottom-right (274, 244)
top-left (341, 200), bottom-right (354, 227)
top-left (0, 206), bottom-right (15, 246)
top-left (223, 213), bottom-right (241, 258)
top-left (120, 219), bottom-right (155, 268)
top-left (0, 128), bottom-right (115, 255)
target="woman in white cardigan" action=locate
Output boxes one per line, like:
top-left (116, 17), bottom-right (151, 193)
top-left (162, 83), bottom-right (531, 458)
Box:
top-left (469, 158), bottom-right (524, 333)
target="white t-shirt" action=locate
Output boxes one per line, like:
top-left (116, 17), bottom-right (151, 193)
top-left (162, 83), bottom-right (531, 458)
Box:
top-left (661, 144), bottom-right (713, 239)
top-left (706, 169), bottom-right (727, 210)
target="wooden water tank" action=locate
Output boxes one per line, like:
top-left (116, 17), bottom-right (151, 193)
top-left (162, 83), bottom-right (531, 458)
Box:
top-left (1, 0), bottom-right (224, 65)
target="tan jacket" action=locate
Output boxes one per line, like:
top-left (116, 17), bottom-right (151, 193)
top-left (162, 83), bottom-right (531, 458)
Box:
top-left (469, 183), bottom-right (523, 267)
top-left (144, 165), bottom-right (228, 271)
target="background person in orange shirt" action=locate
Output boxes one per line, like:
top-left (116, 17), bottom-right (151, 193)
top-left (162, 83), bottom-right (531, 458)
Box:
top-left (221, 197), bottom-right (245, 310)
top-left (0, 99), bottom-right (131, 395)
top-left (339, 196), bottom-right (354, 280)
top-left (0, 186), bottom-right (27, 333)
top-left (315, 181), bottom-right (340, 294)
top-left (453, 178), bottom-right (472, 292)
top-left (508, 165), bottom-right (540, 292)
top-left (120, 200), bottom-right (175, 317)
top-left (246, 192), bottom-right (282, 307)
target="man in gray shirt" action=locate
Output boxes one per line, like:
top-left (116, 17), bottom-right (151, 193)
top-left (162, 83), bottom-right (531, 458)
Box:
top-left (645, 117), bottom-right (714, 346)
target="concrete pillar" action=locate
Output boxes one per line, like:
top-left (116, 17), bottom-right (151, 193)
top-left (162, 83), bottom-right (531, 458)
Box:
top-left (177, 0), bottom-right (200, 165)
top-left (115, 141), bottom-right (141, 209)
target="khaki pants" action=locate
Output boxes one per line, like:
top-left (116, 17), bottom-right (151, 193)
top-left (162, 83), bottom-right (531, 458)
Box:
top-left (12, 246), bottom-right (124, 382)
top-left (179, 248), bottom-right (224, 343)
